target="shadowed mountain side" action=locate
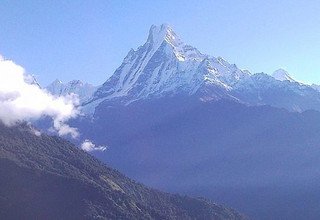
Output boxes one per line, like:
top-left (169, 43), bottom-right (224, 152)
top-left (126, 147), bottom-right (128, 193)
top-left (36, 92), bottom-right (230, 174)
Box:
top-left (0, 123), bottom-right (244, 220)
top-left (74, 96), bottom-right (320, 219)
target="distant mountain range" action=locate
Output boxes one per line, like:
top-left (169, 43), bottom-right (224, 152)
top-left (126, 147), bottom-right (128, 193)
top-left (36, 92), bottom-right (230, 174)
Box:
top-left (46, 79), bottom-right (97, 103)
top-left (46, 25), bottom-right (320, 114)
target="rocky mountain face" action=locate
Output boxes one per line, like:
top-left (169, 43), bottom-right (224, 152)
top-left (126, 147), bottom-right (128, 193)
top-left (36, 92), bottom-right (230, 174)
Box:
top-left (0, 122), bottom-right (245, 220)
top-left (82, 24), bottom-right (320, 113)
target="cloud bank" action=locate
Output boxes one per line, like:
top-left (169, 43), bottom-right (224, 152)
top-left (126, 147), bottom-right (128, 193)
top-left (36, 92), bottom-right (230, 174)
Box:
top-left (0, 56), bottom-right (79, 137)
top-left (81, 139), bottom-right (107, 152)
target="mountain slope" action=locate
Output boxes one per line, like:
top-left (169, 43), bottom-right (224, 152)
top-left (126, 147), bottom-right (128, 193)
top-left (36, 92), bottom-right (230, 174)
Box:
top-left (0, 123), bottom-right (244, 220)
top-left (74, 96), bottom-right (320, 220)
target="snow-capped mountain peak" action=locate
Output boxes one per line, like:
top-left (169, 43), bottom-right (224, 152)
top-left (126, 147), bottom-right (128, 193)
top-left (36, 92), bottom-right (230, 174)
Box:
top-left (52, 79), bottom-right (63, 84)
top-left (272, 69), bottom-right (296, 82)
top-left (80, 24), bottom-right (320, 114)
top-left (147, 24), bottom-right (171, 45)
top-left (86, 24), bottom-right (250, 109)
top-left (146, 24), bottom-right (205, 62)
top-left (46, 79), bottom-right (97, 103)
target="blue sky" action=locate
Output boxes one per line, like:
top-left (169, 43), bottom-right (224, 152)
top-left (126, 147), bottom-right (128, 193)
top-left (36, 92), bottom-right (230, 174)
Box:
top-left (1, 0), bottom-right (320, 85)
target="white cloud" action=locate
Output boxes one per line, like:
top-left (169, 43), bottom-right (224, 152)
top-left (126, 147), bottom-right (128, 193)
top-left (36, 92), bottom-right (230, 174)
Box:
top-left (0, 56), bottom-right (79, 137)
top-left (81, 139), bottom-right (107, 152)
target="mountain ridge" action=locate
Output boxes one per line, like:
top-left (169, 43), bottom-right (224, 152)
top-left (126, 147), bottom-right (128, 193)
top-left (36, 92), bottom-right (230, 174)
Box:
top-left (78, 24), bottom-right (320, 113)
top-left (46, 79), bottom-right (98, 103)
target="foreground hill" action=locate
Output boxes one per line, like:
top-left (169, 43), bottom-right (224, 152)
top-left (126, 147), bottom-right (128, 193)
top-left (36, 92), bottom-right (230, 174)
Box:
top-left (0, 123), bottom-right (244, 220)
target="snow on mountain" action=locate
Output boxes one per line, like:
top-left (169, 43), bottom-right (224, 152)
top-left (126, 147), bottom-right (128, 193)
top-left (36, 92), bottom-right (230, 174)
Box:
top-left (272, 69), bottom-right (296, 82)
top-left (86, 24), bottom-right (250, 108)
top-left (311, 84), bottom-right (320, 92)
top-left (81, 24), bottom-right (320, 113)
top-left (46, 79), bottom-right (97, 103)
top-left (24, 74), bottom-right (41, 88)
top-left (232, 72), bottom-right (320, 112)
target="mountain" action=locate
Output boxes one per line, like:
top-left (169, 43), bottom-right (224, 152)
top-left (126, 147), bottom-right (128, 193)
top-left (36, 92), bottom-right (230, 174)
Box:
top-left (74, 97), bottom-right (320, 220)
top-left (25, 74), bottom-right (41, 88)
top-left (83, 24), bottom-right (320, 113)
top-left (46, 79), bottom-right (97, 103)
top-left (69, 24), bottom-right (320, 219)
top-left (232, 73), bottom-right (320, 112)
top-left (311, 84), bottom-right (320, 91)
top-left (83, 24), bottom-right (250, 111)
top-left (0, 122), bottom-right (244, 220)
top-left (272, 69), bottom-right (296, 82)
top-left (31, 24), bottom-right (320, 219)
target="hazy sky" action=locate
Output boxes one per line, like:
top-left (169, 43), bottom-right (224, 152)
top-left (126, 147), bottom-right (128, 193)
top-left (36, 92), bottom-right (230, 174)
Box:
top-left (1, 0), bottom-right (320, 85)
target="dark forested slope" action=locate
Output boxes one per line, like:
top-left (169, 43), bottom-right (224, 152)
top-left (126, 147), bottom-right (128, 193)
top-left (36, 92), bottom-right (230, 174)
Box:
top-left (0, 123), bottom-right (244, 220)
